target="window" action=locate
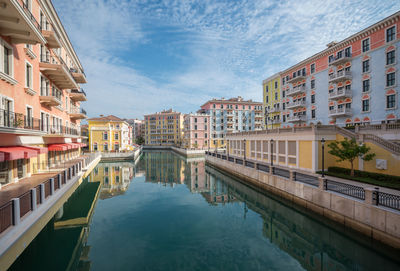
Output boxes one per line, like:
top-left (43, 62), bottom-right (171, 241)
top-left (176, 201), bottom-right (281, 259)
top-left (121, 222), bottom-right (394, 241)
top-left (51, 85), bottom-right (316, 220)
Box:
top-left (104, 143), bottom-right (108, 151)
top-left (114, 133), bottom-right (119, 140)
top-left (282, 103), bottom-right (285, 110)
top-left (337, 50), bottom-right (343, 59)
top-left (345, 103), bottom-right (351, 109)
top-left (2, 44), bottom-right (12, 75)
top-left (194, 125), bottom-right (197, 130)
top-left (103, 132), bottom-right (108, 140)
top-left (310, 79), bottom-right (315, 89)
top-left (26, 62), bottom-right (32, 88)
top-left (362, 99), bottom-right (370, 112)
top-left (266, 85), bottom-right (269, 92)
top-left (114, 143), bottom-right (119, 151)
top-left (310, 63), bottom-right (315, 74)
top-left (283, 115), bottom-right (286, 122)
top-left (386, 26), bottom-right (396, 42)
top-left (311, 109), bottom-right (315, 119)
top-left (274, 81), bottom-right (278, 89)
top-left (213, 104), bottom-right (216, 109)
top-left (266, 96), bottom-right (269, 103)
top-left (362, 38), bottom-right (370, 52)
top-left (204, 117), bottom-right (207, 123)
top-left (274, 92), bottom-right (278, 100)
top-left (26, 107), bottom-right (32, 127)
top-left (311, 94), bottom-right (315, 104)
top-left (328, 55), bottom-right (334, 63)
top-left (387, 72), bottom-right (395, 87)
top-left (387, 50), bottom-right (395, 65)
top-left (362, 79), bottom-right (370, 92)
top-left (387, 94), bottom-right (396, 109)
top-left (194, 118), bottom-right (197, 123)
top-left (93, 143), bottom-right (98, 151)
top-left (302, 68), bottom-right (306, 76)
top-left (195, 133), bottom-right (197, 138)
top-left (345, 47), bottom-right (351, 57)
top-left (220, 104), bottom-right (223, 109)
top-left (282, 77), bottom-right (285, 85)
top-left (362, 59), bottom-right (369, 73)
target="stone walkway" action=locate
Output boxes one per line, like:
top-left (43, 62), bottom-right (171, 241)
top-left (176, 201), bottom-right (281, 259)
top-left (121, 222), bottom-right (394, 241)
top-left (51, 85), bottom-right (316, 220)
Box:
top-left (0, 156), bottom-right (87, 206)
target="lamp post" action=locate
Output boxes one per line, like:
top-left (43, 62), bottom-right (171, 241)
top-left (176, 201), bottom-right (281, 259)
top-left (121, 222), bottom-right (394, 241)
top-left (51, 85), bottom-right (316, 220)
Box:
top-left (270, 139), bottom-right (274, 166)
top-left (321, 138), bottom-right (325, 177)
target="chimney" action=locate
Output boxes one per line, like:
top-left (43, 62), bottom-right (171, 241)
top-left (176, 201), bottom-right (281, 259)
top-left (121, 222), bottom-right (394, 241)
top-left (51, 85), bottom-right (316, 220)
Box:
top-left (326, 41), bottom-right (338, 48)
top-left (100, 114), bottom-right (104, 117)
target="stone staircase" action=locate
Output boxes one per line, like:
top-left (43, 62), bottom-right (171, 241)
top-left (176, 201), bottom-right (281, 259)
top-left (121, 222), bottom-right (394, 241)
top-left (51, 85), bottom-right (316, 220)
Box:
top-left (335, 126), bottom-right (400, 156)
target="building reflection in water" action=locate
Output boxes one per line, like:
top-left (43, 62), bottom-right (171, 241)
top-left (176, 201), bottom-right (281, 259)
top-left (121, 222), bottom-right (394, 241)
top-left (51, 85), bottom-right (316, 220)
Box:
top-left (144, 151), bottom-right (186, 186)
top-left (89, 161), bottom-right (136, 199)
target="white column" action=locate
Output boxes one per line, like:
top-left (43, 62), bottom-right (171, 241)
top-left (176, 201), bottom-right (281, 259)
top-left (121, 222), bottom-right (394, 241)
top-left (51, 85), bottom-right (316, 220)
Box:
top-left (312, 139), bottom-right (318, 172)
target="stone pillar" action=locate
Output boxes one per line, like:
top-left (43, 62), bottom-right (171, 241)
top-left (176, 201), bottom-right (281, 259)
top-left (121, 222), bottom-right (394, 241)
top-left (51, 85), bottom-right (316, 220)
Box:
top-left (58, 174), bottom-right (62, 188)
top-left (31, 188), bottom-right (37, 211)
top-left (289, 170), bottom-right (295, 181)
top-left (68, 168), bottom-right (72, 179)
top-left (364, 187), bottom-right (379, 205)
top-left (12, 198), bottom-right (20, 225)
top-left (318, 177), bottom-right (327, 190)
top-left (40, 183), bottom-right (45, 203)
top-left (50, 178), bottom-right (55, 195)
top-left (269, 166), bottom-right (274, 175)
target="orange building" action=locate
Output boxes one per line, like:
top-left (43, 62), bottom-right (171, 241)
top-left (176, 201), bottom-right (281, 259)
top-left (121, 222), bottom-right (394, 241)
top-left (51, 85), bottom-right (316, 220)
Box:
top-left (0, 0), bottom-right (87, 187)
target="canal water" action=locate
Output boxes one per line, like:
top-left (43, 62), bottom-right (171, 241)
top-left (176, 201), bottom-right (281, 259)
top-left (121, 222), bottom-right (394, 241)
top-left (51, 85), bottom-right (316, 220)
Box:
top-left (9, 151), bottom-right (400, 271)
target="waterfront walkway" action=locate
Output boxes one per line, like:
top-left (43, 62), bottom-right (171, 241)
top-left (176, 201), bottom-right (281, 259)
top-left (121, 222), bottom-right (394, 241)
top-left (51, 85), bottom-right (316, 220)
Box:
top-left (0, 156), bottom-right (88, 206)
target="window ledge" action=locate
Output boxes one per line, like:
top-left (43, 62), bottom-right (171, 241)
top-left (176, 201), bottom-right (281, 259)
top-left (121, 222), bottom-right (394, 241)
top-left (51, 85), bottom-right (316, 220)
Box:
top-left (24, 47), bottom-right (37, 59)
top-left (0, 72), bottom-right (18, 85)
top-left (385, 84), bottom-right (397, 89)
top-left (24, 87), bottom-right (36, 96)
top-left (385, 62), bottom-right (397, 68)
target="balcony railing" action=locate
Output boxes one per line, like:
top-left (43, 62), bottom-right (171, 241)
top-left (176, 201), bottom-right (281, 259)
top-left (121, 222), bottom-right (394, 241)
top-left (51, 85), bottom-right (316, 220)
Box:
top-left (329, 107), bottom-right (352, 117)
top-left (17, 0), bottom-right (42, 32)
top-left (286, 85), bottom-right (306, 96)
top-left (328, 88), bottom-right (352, 100)
top-left (329, 53), bottom-right (352, 66)
top-left (328, 70), bottom-right (352, 83)
top-left (70, 89), bottom-right (87, 101)
top-left (287, 115), bottom-right (306, 122)
top-left (286, 100), bottom-right (306, 109)
top-left (39, 89), bottom-right (62, 107)
top-left (287, 74), bottom-right (307, 84)
top-left (69, 107), bottom-right (87, 120)
top-left (0, 109), bottom-right (79, 136)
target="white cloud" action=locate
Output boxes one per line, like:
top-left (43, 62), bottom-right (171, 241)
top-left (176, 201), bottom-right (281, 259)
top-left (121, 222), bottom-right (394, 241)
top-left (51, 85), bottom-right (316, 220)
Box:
top-left (53, 0), bottom-right (400, 119)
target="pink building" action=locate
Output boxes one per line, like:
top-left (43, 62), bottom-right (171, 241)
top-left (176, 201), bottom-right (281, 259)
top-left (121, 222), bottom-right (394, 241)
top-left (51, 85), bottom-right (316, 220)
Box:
top-left (183, 112), bottom-right (210, 149)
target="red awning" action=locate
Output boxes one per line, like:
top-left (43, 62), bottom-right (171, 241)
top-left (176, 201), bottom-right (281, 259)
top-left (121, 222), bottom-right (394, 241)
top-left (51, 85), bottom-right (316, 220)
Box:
top-left (0, 152), bottom-right (4, 162)
top-left (69, 143), bottom-right (80, 149)
top-left (0, 146), bottom-right (38, 161)
top-left (79, 143), bottom-right (87, 147)
top-left (23, 146), bottom-right (48, 154)
top-left (48, 144), bottom-right (69, 151)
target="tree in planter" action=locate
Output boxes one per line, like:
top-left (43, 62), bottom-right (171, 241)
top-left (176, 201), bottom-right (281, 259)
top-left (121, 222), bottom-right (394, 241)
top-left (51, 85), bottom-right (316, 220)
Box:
top-left (328, 138), bottom-right (375, 176)
top-left (192, 143), bottom-right (199, 149)
top-left (135, 136), bottom-right (145, 145)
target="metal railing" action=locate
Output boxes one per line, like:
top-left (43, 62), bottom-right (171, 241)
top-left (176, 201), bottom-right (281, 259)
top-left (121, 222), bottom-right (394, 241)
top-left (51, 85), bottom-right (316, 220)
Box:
top-left (274, 167), bottom-right (290, 179)
top-left (0, 109), bottom-right (42, 131)
top-left (326, 179), bottom-right (365, 200)
top-left (71, 88), bottom-right (87, 96)
top-left (17, 0), bottom-right (42, 32)
top-left (245, 160), bottom-right (254, 168)
top-left (378, 191), bottom-right (400, 211)
top-left (295, 172), bottom-right (319, 187)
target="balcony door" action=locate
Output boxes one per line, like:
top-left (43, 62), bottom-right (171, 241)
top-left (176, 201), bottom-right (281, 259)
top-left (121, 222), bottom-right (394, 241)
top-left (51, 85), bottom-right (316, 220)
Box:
top-left (1, 97), bottom-right (13, 127)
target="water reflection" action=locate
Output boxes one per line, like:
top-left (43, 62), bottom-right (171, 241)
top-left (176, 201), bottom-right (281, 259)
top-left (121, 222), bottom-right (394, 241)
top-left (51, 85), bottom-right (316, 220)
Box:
top-left (9, 151), bottom-right (400, 271)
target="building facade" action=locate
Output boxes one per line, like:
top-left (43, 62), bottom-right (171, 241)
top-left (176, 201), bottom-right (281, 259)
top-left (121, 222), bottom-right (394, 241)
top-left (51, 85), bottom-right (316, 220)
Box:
top-left (125, 119), bottom-right (144, 143)
top-left (0, 0), bottom-right (87, 187)
top-left (88, 115), bottom-right (132, 152)
top-left (200, 97), bottom-right (263, 149)
top-left (144, 109), bottom-right (184, 146)
top-left (262, 12), bottom-right (400, 128)
top-left (183, 113), bottom-right (210, 149)
top-left (263, 74), bottom-right (282, 129)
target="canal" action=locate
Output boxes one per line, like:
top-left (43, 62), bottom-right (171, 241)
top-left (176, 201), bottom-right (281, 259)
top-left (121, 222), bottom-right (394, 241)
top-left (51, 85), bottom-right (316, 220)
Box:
top-left (8, 151), bottom-right (400, 271)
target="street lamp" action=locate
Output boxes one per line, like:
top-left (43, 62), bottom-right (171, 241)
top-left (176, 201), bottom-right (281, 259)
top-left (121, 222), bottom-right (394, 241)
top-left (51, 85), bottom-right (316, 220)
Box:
top-left (270, 139), bottom-right (274, 166)
top-left (321, 138), bottom-right (325, 177)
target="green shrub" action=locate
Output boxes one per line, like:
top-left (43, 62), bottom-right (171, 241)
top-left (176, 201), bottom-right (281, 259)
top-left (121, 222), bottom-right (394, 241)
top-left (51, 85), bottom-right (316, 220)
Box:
top-left (327, 166), bottom-right (400, 183)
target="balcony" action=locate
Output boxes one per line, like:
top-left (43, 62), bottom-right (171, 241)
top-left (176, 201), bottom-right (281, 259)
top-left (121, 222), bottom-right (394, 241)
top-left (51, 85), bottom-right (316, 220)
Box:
top-left (287, 74), bottom-right (306, 84)
top-left (267, 107), bottom-right (280, 113)
top-left (328, 88), bottom-right (352, 100)
top-left (39, 54), bottom-right (78, 90)
top-left (69, 107), bottom-right (87, 120)
top-left (0, 0), bottom-right (46, 44)
top-left (286, 100), bottom-right (306, 109)
top-left (328, 107), bottom-right (352, 117)
top-left (287, 115), bottom-right (306, 123)
top-left (328, 70), bottom-right (352, 83)
top-left (41, 23), bottom-right (61, 48)
top-left (286, 85), bottom-right (306, 96)
top-left (329, 54), bottom-right (352, 66)
top-left (39, 92), bottom-right (62, 107)
top-left (70, 89), bottom-right (87, 101)
top-left (70, 67), bottom-right (87, 84)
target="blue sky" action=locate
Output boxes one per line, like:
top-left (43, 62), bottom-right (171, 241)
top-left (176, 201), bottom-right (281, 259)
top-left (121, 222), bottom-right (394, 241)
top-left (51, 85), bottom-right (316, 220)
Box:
top-left (53, 0), bottom-right (400, 119)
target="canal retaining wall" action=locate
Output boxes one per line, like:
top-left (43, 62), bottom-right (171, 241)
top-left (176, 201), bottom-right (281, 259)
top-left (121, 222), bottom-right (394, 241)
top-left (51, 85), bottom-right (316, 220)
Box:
top-left (206, 155), bottom-right (400, 249)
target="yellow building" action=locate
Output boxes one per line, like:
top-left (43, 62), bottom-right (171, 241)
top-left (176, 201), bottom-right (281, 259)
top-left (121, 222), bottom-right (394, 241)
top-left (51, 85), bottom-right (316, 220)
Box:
top-left (144, 109), bottom-right (184, 146)
top-left (263, 73), bottom-right (282, 129)
top-left (88, 115), bottom-right (133, 152)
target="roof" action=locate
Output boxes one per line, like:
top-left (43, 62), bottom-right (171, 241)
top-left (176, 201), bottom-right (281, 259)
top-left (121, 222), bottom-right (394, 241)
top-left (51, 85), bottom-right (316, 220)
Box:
top-left (88, 115), bottom-right (125, 122)
top-left (200, 97), bottom-right (262, 107)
